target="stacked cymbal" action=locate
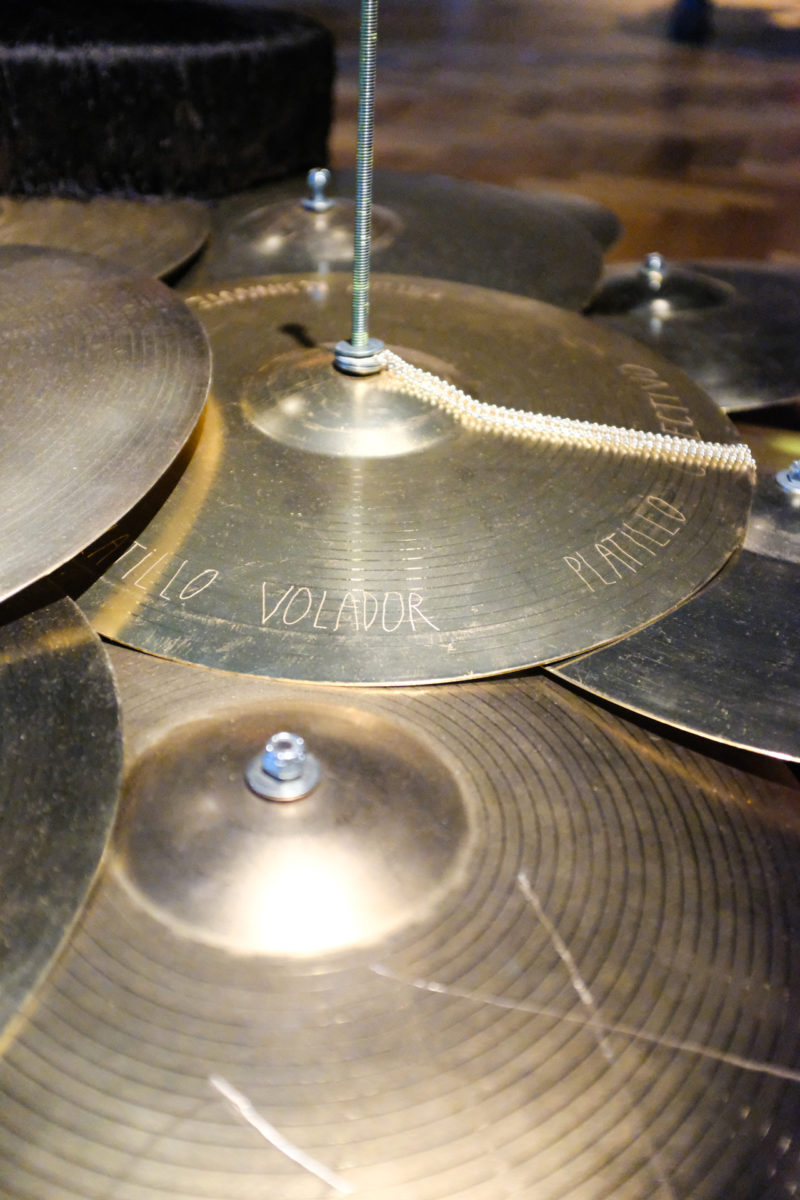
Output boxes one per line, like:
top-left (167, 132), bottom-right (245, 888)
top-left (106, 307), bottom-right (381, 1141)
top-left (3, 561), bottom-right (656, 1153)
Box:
top-left (1, 157), bottom-right (800, 1200)
top-left (3, 652), bottom-right (800, 1199)
top-left (586, 254), bottom-right (800, 413)
top-left (0, 237), bottom-right (213, 1046)
top-left (67, 267), bottom-right (752, 685)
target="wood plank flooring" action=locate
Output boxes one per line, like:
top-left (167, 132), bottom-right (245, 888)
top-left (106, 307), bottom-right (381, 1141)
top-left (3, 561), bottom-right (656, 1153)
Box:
top-left (284, 0), bottom-right (800, 264)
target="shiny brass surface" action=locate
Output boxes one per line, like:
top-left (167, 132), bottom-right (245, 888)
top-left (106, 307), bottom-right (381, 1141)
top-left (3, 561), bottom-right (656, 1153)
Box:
top-left (0, 195), bottom-right (210, 278)
top-left (178, 169), bottom-right (612, 309)
top-left (2, 646), bottom-right (800, 1198)
top-left (71, 272), bottom-right (752, 685)
top-left (119, 698), bottom-right (470, 956)
top-left (550, 423), bottom-right (800, 760)
top-left (587, 259), bottom-right (800, 413)
top-left (0, 246), bottom-right (211, 603)
top-left (0, 592), bottom-right (121, 1040)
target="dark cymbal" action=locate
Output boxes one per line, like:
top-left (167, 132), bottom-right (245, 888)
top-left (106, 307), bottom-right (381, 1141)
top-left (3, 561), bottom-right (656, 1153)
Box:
top-left (0, 195), bottom-right (210, 278)
top-left (587, 256), bottom-right (800, 412)
top-left (2, 646), bottom-right (800, 1198)
top-left (0, 591), bottom-right (121, 1042)
top-left (531, 184), bottom-right (623, 251)
top-left (0, 246), bottom-right (211, 603)
top-left (69, 273), bottom-right (753, 685)
top-left (178, 168), bottom-right (613, 309)
top-left (549, 423), bottom-right (800, 760)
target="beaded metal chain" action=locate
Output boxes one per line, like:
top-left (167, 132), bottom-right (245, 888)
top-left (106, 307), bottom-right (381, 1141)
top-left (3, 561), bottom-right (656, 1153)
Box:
top-left (378, 348), bottom-right (756, 473)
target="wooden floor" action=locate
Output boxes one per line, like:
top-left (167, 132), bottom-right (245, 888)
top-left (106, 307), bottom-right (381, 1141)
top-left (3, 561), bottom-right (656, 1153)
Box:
top-left (284, 0), bottom-right (800, 265)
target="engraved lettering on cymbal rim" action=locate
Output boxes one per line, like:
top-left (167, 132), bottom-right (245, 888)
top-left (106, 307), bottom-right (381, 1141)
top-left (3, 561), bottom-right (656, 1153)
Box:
top-left (260, 585), bottom-right (441, 635)
top-left (564, 496), bottom-right (687, 593)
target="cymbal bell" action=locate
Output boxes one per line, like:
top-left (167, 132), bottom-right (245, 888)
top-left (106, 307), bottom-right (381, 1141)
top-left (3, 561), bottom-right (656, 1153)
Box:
top-left (118, 697), bottom-right (470, 956)
top-left (69, 272), bottom-right (753, 685)
top-left (2, 645), bottom-right (799, 1199)
top-left (587, 256), bottom-right (800, 412)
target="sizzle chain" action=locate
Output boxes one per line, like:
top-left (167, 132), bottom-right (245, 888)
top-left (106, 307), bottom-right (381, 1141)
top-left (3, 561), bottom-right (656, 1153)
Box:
top-left (378, 349), bottom-right (756, 472)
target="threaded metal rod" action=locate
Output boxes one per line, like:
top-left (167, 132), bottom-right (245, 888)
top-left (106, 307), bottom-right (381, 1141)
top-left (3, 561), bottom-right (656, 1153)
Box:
top-left (352, 0), bottom-right (378, 347)
top-left (334, 0), bottom-right (385, 374)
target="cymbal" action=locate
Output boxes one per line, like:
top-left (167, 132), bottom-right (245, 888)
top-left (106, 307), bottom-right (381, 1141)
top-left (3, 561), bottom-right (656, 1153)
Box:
top-left (531, 184), bottom-right (623, 251)
top-left (117, 672), bottom-right (470, 958)
top-left (587, 256), bottom-right (800, 412)
top-left (0, 245), bottom-right (211, 603)
top-left (0, 195), bottom-right (210, 278)
top-left (549, 422), bottom-right (800, 760)
top-left (178, 168), bottom-right (612, 309)
top-left (0, 590), bottom-right (121, 1042)
top-left (2, 646), bottom-right (799, 1199)
top-left (68, 272), bottom-right (753, 685)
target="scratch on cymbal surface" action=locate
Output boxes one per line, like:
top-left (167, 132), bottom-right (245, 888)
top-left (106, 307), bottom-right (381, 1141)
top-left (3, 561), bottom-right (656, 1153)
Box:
top-left (371, 941), bottom-right (800, 1088)
top-left (210, 1074), bottom-right (354, 1195)
top-left (516, 871), bottom-right (677, 1200)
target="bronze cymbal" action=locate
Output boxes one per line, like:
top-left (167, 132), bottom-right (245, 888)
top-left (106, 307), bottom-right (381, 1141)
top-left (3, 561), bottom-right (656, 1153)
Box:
top-left (118, 689), bottom-right (470, 958)
top-left (70, 272), bottom-right (753, 685)
top-left (531, 184), bottom-right (623, 251)
top-left (178, 168), bottom-right (612, 309)
top-left (1, 645), bottom-right (799, 1198)
top-left (0, 195), bottom-right (210, 278)
top-left (549, 422), bottom-right (800, 760)
top-left (587, 256), bottom-right (800, 412)
top-left (0, 245), bottom-right (211, 603)
top-left (0, 590), bottom-right (121, 1042)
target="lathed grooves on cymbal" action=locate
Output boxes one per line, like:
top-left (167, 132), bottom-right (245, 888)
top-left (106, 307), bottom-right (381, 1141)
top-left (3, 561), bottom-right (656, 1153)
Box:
top-left (178, 169), bottom-right (613, 310)
top-left (71, 273), bottom-right (752, 685)
top-left (1, 649), bottom-right (800, 1198)
top-left (0, 593), bottom-right (121, 1041)
top-left (0, 195), bottom-right (210, 279)
top-left (0, 246), bottom-right (211, 603)
top-left (549, 423), bottom-right (800, 761)
top-left (587, 259), bottom-right (800, 412)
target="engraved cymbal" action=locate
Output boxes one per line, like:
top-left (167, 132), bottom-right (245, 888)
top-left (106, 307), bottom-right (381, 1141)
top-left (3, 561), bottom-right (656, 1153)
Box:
top-left (0, 246), bottom-right (211, 603)
top-left (69, 273), bottom-right (753, 685)
top-left (0, 195), bottom-right (210, 278)
top-left (178, 168), bottom-right (612, 309)
top-left (549, 422), bottom-right (800, 760)
top-left (0, 590), bottom-right (121, 1042)
top-left (587, 257), bottom-right (800, 412)
top-left (2, 646), bottom-right (800, 1199)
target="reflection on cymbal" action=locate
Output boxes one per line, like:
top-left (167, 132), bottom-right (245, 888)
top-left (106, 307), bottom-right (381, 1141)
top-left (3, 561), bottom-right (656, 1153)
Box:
top-left (1, 646), bottom-right (799, 1199)
top-left (0, 195), bottom-right (210, 278)
top-left (550, 423), bottom-right (800, 761)
top-left (0, 591), bottom-right (121, 1042)
top-left (0, 246), bottom-right (211, 603)
top-left (179, 169), bottom-right (613, 309)
top-left (587, 256), bottom-right (800, 412)
top-left (69, 273), bottom-right (753, 685)
top-left (119, 696), bottom-right (471, 956)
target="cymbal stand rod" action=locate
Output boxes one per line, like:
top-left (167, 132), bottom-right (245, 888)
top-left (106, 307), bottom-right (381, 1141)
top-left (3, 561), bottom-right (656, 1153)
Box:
top-left (334, 0), bottom-right (385, 376)
top-left (352, 0), bottom-right (378, 348)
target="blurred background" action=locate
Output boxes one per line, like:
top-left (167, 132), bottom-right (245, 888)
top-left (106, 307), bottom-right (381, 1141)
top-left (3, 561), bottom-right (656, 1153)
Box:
top-left (266, 0), bottom-right (800, 264)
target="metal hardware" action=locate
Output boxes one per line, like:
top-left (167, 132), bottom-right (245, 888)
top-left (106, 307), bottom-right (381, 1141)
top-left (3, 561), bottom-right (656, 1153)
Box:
top-left (301, 167), bottom-right (335, 213)
top-left (246, 731), bottom-right (320, 801)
